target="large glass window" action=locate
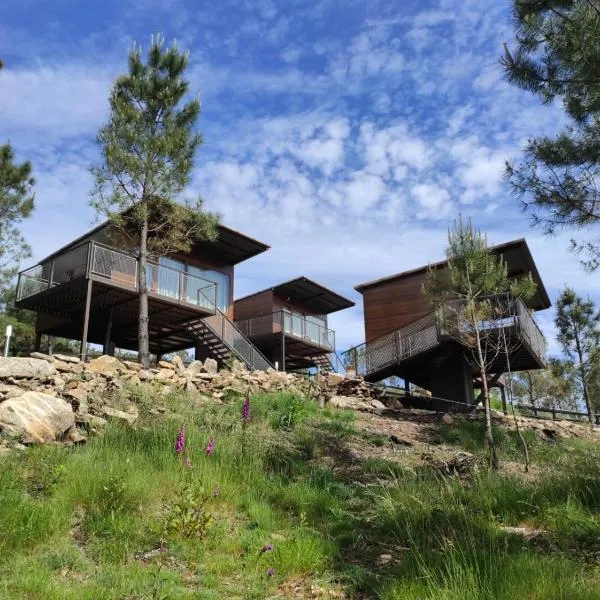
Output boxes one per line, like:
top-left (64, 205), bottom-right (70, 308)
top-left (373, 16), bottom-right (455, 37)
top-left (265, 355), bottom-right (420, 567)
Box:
top-left (187, 265), bottom-right (229, 312)
top-left (156, 257), bottom-right (229, 312)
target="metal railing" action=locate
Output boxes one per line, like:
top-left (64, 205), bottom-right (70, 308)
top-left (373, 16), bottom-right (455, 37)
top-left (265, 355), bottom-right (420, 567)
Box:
top-left (342, 294), bottom-right (547, 379)
top-left (16, 241), bottom-right (217, 311)
top-left (201, 311), bottom-right (274, 371)
top-left (236, 310), bottom-right (336, 351)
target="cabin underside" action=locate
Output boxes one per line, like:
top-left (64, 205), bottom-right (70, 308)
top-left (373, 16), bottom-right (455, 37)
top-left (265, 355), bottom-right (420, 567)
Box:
top-left (363, 332), bottom-right (545, 404)
top-left (20, 275), bottom-right (215, 355)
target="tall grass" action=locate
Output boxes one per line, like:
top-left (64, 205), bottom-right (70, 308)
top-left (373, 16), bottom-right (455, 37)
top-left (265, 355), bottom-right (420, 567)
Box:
top-left (0, 386), bottom-right (599, 599)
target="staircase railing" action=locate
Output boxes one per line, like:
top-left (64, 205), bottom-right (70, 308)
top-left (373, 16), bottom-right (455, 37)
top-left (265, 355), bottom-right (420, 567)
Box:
top-left (199, 308), bottom-right (274, 372)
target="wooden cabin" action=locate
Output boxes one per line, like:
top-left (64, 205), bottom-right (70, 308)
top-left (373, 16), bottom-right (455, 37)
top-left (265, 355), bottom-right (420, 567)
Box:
top-left (15, 220), bottom-right (275, 370)
top-left (233, 277), bottom-right (355, 371)
top-left (345, 239), bottom-right (550, 404)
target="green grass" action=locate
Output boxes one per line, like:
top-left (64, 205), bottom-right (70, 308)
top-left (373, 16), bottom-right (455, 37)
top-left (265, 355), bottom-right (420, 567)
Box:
top-left (0, 387), bottom-right (599, 599)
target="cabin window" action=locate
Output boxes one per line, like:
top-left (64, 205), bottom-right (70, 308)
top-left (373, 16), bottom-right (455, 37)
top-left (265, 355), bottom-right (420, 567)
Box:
top-left (156, 257), bottom-right (229, 312)
top-left (186, 265), bottom-right (229, 312)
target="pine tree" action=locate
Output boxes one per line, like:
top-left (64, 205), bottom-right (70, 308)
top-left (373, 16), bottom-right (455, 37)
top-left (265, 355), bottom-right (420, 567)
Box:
top-left (0, 60), bottom-right (35, 294)
top-left (91, 36), bottom-right (219, 368)
top-left (555, 287), bottom-right (600, 423)
top-left (425, 217), bottom-right (536, 469)
top-left (0, 144), bottom-right (34, 293)
top-left (502, 1), bottom-right (600, 269)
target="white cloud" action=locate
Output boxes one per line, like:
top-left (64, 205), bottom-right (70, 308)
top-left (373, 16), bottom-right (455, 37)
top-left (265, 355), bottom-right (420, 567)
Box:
top-left (412, 183), bottom-right (453, 220)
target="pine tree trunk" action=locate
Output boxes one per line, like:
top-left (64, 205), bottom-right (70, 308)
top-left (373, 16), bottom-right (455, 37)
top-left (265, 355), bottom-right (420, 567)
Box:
top-left (471, 303), bottom-right (498, 470)
top-left (138, 213), bottom-right (150, 369)
top-left (575, 339), bottom-right (594, 426)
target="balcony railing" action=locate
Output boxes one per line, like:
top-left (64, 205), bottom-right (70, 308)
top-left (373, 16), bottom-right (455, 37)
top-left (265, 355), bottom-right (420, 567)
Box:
top-left (236, 310), bottom-right (335, 351)
top-left (342, 294), bottom-right (547, 378)
top-left (16, 241), bottom-right (217, 311)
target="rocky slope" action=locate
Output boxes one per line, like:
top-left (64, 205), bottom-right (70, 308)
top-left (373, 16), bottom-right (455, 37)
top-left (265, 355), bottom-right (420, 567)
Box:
top-left (0, 353), bottom-right (597, 452)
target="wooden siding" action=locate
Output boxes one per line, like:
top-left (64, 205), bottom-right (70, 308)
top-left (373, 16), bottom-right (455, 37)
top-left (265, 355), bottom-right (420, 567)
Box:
top-left (233, 290), bottom-right (274, 322)
top-left (362, 270), bottom-right (433, 341)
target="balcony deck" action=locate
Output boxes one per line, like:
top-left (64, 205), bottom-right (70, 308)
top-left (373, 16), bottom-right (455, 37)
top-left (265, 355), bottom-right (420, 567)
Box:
top-left (235, 310), bottom-right (335, 368)
top-left (16, 242), bottom-right (218, 354)
top-left (343, 295), bottom-right (547, 386)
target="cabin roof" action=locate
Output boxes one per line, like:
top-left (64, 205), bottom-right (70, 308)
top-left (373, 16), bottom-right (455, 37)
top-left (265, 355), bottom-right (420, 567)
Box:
top-left (39, 219), bottom-right (269, 267)
top-left (235, 276), bottom-right (355, 314)
top-left (355, 238), bottom-right (551, 310)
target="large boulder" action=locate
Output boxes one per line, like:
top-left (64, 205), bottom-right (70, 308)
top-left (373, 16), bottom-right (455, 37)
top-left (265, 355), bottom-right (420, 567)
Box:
top-left (204, 358), bottom-right (218, 374)
top-left (102, 405), bottom-right (138, 427)
top-left (0, 391), bottom-right (75, 443)
top-left (0, 357), bottom-right (58, 381)
top-left (86, 355), bottom-right (126, 376)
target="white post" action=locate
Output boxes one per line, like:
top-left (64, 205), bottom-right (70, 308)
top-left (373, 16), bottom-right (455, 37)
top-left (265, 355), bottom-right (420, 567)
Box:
top-left (275, 360), bottom-right (279, 371)
top-left (4, 324), bottom-right (13, 358)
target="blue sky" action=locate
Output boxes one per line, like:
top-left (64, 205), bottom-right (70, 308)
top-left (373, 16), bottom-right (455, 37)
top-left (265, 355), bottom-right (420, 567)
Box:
top-left (0, 0), bottom-right (592, 355)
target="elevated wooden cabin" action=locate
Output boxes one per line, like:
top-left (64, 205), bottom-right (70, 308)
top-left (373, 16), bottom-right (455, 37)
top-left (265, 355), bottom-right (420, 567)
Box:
top-left (345, 239), bottom-right (550, 403)
top-left (15, 220), bottom-right (275, 370)
top-left (234, 277), bottom-right (355, 371)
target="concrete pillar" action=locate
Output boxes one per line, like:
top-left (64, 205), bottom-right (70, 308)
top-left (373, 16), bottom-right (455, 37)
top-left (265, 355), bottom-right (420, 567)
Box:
top-left (80, 279), bottom-right (93, 362)
top-left (430, 351), bottom-right (474, 405)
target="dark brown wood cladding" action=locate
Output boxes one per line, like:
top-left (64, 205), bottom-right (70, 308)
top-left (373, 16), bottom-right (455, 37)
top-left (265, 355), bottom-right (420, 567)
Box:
top-left (362, 271), bottom-right (433, 341)
top-left (233, 290), bottom-right (274, 322)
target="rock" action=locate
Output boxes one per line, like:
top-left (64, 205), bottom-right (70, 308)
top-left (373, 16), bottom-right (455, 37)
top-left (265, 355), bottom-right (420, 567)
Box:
top-left (442, 413), bottom-right (454, 425)
top-left (230, 360), bottom-right (247, 375)
top-left (52, 354), bottom-right (80, 364)
top-left (193, 372), bottom-right (217, 380)
top-left (158, 360), bottom-right (176, 370)
top-left (64, 426), bottom-right (86, 444)
top-left (30, 352), bottom-right (54, 362)
top-left (186, 360), bottom-right (206, 376)
top-left (123, 360), bottom-right (142, 371)
top-left (171, 355), bottom-right (185, 372)
top-left (325, 372), bottom-right (346, 386)
top-left (53, 360), bottom-right (75, 373)
top-left (86, 355), bottom-right (126, 375)
top-left (0, 391), bottom-right (75, 443)
top-left (204, 358), bottom-right (218, 374)
top-left (369, 399), bottom-right (387, 411)
top-left (138, 369), bottom-right (154, 381)
top-left (80, 413), bottom-right (107, 430)
top-left (102, 405), bottom-right (138, 427)
top-left (390, 434), bottom-right (413, 446)
top-left (0, 357), bottom-right (58, 381)
top-left (0, 383), bottom-right (25, 400)
top-left (376, 554), bottom-right (393, 566)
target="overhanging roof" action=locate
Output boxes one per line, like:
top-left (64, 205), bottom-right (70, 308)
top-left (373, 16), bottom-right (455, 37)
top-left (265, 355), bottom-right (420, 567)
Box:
top-left (236, 276), bottom-right (355, 314)
top-left (355, 238), bottom-right (551, 311)
top-left (39, 220), bottom-right (269, 267)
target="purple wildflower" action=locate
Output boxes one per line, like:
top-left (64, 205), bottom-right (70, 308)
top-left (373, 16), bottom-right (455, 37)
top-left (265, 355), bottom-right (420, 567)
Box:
top-left (205, 435), bottom-right (215, 456)
top-left (267, 568), bottom-right (275, 577)
top-left (213, 484), bottom-right (220, 497)
top-left (242, 394), bottom-right (251, 423)
top-left (261, 543), bottom-right (273, 553)
top-left (184, 449), bottom-right (192, 469)
top-left (175, 424), bottom-right (185, 455)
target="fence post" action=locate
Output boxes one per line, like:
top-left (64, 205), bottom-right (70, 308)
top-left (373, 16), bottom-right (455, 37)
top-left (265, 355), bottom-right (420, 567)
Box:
top-left (552, 408), bottom-right (556, 421)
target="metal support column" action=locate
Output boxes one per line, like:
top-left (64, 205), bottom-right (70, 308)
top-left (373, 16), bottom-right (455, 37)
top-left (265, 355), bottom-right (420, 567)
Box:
top-left (80, 278), bottom-right (93, 362)
top-left (103, 307), bottom-right (113, 355)
top-left (34, 332), bottom-right (42, 352)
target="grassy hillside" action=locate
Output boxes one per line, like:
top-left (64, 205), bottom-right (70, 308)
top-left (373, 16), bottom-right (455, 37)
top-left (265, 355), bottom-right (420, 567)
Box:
top-left (1, 386), bottom-right (600, 599)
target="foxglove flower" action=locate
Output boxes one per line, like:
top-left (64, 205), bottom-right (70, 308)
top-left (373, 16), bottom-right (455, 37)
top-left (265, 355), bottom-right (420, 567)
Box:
top-left (205, 435), bottom-right (215, 456)
top-left (261, 543), bottom-right (273, 553)
top-left (175, 424), bottom-right (185, 455)
top-left (242, 394), bottom-right (251, 423)
top-left (267, 568), bottom-right (275, 577)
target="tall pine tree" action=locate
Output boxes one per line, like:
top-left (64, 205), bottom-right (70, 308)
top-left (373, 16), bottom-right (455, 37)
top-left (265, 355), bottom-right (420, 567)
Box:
top-left (502, 1), bottom-right (600, 269)
top-left (0, 62), bottom-right (35, 294)
top-left (92, 36), bottom-right (219, 368)
top-left (425, 217), bottom-right (536, 469)
top-left (555, 287), bottom-right (600, 423)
